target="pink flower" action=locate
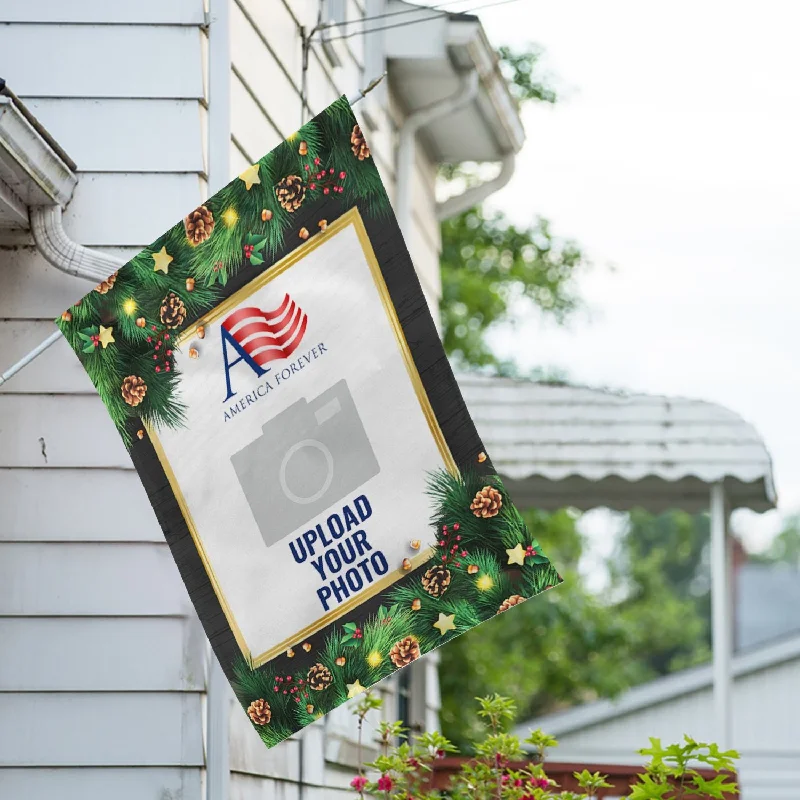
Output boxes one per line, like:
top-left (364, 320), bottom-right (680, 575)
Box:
top-left (436, 749), bottom-right (446, 759)
top-left (350, 775), bottom-right (368, 791)
top-left (377, 774), bottom-right (393, 792)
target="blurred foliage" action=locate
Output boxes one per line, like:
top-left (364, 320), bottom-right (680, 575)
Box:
top-left (439, 44), bottom-right (589, 373)
top-left (751, 514), bottom-right (800, 567)
top-left (440, 508), bottom-right (713, 750)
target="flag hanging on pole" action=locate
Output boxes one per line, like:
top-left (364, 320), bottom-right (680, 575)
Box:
top-left (57, 98), bottom-right (561, 747)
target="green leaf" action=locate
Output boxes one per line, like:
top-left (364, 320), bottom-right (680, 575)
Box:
top-left (82, 341), bottom-right (95, 354)
top-left (343, 622), bottom-right (357, 632)
top-left (249, 253), bottom-right (264, 265)
top-left (690, 773), bottom-right (739, 798)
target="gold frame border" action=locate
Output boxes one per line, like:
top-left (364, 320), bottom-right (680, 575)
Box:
top-left (146, 208), bottom-right (457, 668)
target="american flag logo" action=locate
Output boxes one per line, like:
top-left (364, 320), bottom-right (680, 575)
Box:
top-left (221, 294), bottom-right (308, 367)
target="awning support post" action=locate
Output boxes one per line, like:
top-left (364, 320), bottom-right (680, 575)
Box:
top-left (710, 480), bottom-right (732, 748)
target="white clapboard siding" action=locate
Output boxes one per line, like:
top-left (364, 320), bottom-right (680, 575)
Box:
top-left (1, 25), bottom-right (204, 100)
top-left (0, 0), bottom-right (204, 25)
top-left (0, 321), bottom-right (96, 395)
top-left (0, 767), bottom-right (203, 800)
top-left (0, 470), bottom-right (160, 542)
top-left (0, 395), bottom-right (130, 469)
top-left (0, 249), bottom-right (140, 317)
top-left (0, 692), bottom-right (204, 767)
top-left (230, 713), bottom-right (302, 780)
top-left (63, 173), bottom-right (203, 247)
top-left (22, 99), bottom-right (205, 174)
top-left (0, 616), bottom-right (205, 691)
top-left (230, 773), bottom-right (300, 800)
top-left (0, 542), bottom-right (188, 616)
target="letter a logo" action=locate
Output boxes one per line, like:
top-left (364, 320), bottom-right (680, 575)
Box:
top-left (221, 294), bottom-right (309, 401)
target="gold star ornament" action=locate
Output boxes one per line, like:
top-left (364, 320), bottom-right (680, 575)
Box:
top-left (239, 163), bottom-right (261, 190)
top-left (506, 543), bottom-right (526, 566)
top-left (433, 612), bottom-right (456, 637)
top-left (346, 679), bottom-right (366, 699)
top-left (97, 325), bottom-right (115, 349)
top-left (152, 246), bottom-right (173, 274)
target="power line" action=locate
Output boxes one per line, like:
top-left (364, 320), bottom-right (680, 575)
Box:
top-left (317, 0), bottom-right (520, 43)
top-left (314, 0), bottom-right (484, 33)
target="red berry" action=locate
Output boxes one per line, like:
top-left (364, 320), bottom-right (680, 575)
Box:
top-left (439, 540), bottom-right (445, 546)
top-left (323, 188), bottom-right (329, 195)
top-left (329, 167), bottom-right (334, 174)
top-left (314, 157), bottom-right (320, 165)
top-left (153, 355), bottom-right (158, 360)
top-left (152, 325), bottom-right (157, 331)
top-left (340, 171), bottom-right (346, 179)
top-left (146, 337), bottom-right (152, 342)
top-left (453, 523), bottom-right (460, 531)
top-left (456, 535), bottom-right (461, 541)
top-left (166, 349), bottom-right (172, 356)
top-left (461, 550), bottom-right (467, 556)
top-left (164, 335), bottom-right (169, 340)
top-left (165, 365), bottom-right (171, 372)
top-left (454, 562), bottom-right (460, 567)
top-left (155, 366), bottom-right (160, 373)
top-left (309, 183), bottom-right (316, 190)
top-left (304, 164), bottom-right (310, 170)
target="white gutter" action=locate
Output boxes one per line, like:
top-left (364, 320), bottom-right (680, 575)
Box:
top-left (395, 69), bottom-right (479, 237)
top-left (435, 151), bottom-right (516, 221)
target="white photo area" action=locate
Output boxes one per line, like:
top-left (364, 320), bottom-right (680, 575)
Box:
top-left (150, 210), bottom-right (453, 664)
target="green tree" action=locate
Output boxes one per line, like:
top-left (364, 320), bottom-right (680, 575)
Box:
top-left (439, 46), bottom-right (588, 372)
top-left (751, 514), bottom-right (800, 567)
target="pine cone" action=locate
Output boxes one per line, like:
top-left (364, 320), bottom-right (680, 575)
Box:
top-left (121, 375), bottom-right (147, 407)
top-left (275, 175), bottom-right (306, 212)
top-left (350, 124), bottom-right (370, 160)
top-left (246, 698), bottom-right (272, 725)
top-left (94, 271), bottom-right (118, 294)
top-left (184, 205), bottom-right (215, 244)
top-left (307, 662), bottom-right (333, 691)
top-left (421, 564), bottom-right (451, 598)
top-left (389, 636), bottom-right (421, 668)
top-left (159, 292), bottom-right (187, 329)
top-left (497, 595), bottom-right (526, 614)
top-left (470, 486), bottom-right (503, 518)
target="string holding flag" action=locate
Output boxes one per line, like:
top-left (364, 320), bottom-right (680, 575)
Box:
top-left (42, 94), bottom-right (561, 748)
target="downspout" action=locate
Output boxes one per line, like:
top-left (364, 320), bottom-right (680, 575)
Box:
top-left (205, 0), bottom-right (232, 796)
top-left (395, 69), bottom-right (479, 237)
top-left (435, 151), bottom-right (516, 221)
top-left (29, 205), bottom-right (124, 281)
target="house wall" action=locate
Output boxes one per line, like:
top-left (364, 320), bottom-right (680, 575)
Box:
top-left (544, 657), bottom-right (800, 800)
top-left (0, 0), bottom-right (443, 797)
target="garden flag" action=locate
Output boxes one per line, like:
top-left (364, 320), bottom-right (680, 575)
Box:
top-left (58, 98), bottom-right (561, 747)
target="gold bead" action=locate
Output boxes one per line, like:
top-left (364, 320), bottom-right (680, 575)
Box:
top-left (467, 564), bottom-right (479, 575)
top-left (298, 140), bottom-right (308, 156)
top-left (137, 429), bottom-right (145, 440)
top-left (306, 704), bottom-right (314, 714)
top-left (302, 642), bottom-right (312, 652)
top-left (318, 219), bottom-right (328, 231)
top-left (196, 325), bottom-right (205, 339)
top-left (410, 539), bottom-right (421, 550)
top-left (261, 208), bottom-right (272, 221)
top-left (188, 347), bottom-right (199, 359)
top-left (135, 317), bottom-right (146, 328)
top-left (477, 452), bottom-right (487, 463)
top-left (61, 310), bottom-right (72, 322)
top-left (299, 227), bottom-right (310, 240)
top-left (402, 558), bottom-right (412, 571)
top-left (335, 656), bottom-right (346, 667)
top-left (185, 277), bottom-right (195, 292)
top-left (286, 648), bottom-right (295, 658)
top-left (411, 599), bottom-right (421, 611)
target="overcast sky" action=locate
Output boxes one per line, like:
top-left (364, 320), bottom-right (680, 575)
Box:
top-left (471, 0), bottom-right (800, 550)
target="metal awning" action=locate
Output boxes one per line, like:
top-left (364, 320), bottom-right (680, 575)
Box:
top-left (459, 372), bottom-right (777, 751)
top-left (459, 374), bottom-right (776, 514)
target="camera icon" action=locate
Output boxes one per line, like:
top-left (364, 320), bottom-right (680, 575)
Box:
top-left (231, 379), bottom-right (380, 548)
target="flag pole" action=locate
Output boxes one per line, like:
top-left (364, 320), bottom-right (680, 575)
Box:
top-left (0, 74), bottom-right (386, 390)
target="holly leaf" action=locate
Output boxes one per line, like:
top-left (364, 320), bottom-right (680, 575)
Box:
top-left (377, 606), bottom-right (387, 621)
top-left (249, 253), bottom-right (264, 265)
top-left (343, 622), bottom-right (358, 633)
top-left (81, 341), bottom-right (96, 354)
top-left (343, 638), bottom-right (361, 648)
